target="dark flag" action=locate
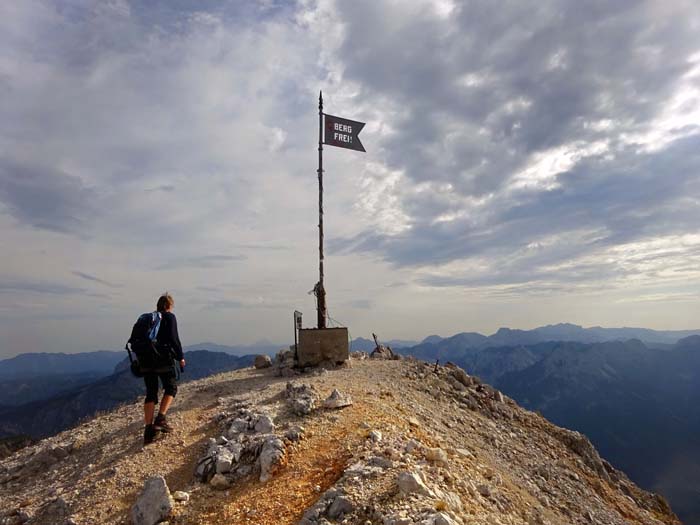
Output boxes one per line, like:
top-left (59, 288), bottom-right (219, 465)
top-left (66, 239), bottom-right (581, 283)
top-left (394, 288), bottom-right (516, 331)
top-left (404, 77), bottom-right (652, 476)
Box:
top-left (323, 113), bottom-right (366, 152)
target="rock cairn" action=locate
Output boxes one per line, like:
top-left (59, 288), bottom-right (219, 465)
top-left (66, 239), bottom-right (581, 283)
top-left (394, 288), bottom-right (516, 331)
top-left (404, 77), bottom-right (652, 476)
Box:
top-left (190, 381), bottom-right (356, 509)
top-left (369, 333), bottom-right (400, 360)
top-left (286, 382), bottom-right (319, 416)
top-left (254, 354), bottom-right (272, 369)
top-left (194, 405), bottom-right (285, 486)
top-left (275, 347), bottom-right (299, 377)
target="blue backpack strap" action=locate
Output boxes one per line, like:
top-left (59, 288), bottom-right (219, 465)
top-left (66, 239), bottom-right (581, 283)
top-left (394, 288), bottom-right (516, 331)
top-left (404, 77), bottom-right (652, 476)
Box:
top-left (148, 311), bottom-right (162, 341)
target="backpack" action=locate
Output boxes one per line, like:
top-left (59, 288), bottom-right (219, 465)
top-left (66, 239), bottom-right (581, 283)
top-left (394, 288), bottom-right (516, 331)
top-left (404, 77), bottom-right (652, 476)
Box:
top-left (125, 312), bottom-right (163, 377)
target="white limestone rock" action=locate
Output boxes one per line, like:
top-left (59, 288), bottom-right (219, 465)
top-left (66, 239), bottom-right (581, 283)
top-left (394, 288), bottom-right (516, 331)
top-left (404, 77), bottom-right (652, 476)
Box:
top-left (254, 414), bottom-right (275, 434)
top-left (286, 382), bottom-right (318, 416)
top-left (259, 436), bottom-right (286, 482)
top-left (226, 442), bottom-right (243, 462)
top-left (172, 491), bottom-right (189, 502)
top-left (215, 447), bottom-right (234, 474)
top-left (130, 476), bottom-right (174, 525)
top-left (425, 447), bottom-right (448, 465)
top-left (323, 389), bottom-right (353, 409)
top-left (369, 430), bottom-right (383, 443)
top-left (397, 471), bottom-right (434, 497)
top-left (427, 513), bottom-right (456, 525)
top-left (227, 418), bottom-right (250, 438)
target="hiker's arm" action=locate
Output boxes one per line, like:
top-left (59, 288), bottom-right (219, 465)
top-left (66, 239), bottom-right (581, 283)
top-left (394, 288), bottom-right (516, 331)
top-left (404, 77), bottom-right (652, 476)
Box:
top-left (170, 314), bottom-right (184, 361)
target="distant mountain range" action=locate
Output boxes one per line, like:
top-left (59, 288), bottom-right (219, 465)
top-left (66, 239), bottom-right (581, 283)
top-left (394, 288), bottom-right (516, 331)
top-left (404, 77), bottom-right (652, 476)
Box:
top-left (410, 323), bottom-right (700, 350)
top-left (0, 371), bottom-right (109, 408)
top-left (351, 323), bottom-right (699, 356)
top-left (184, 341), bottom-right (284, 357)
top-left (0, 350), bottom-right (125, 380)
top-left (350, 337), bottom-right (418, 352)
top-left (0, 350), bottom-right (254, 443)
top-left (0, 342), bottom-right (284, 372)
top-left (0, 342), bottom-right (283, 409)
top-left (394, 328), bottom-right (700, 524)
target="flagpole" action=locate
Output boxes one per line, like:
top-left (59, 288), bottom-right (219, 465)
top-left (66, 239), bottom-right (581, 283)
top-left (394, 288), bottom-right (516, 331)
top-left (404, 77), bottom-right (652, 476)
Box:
top-left (317, 91), bottom-right (327, 329)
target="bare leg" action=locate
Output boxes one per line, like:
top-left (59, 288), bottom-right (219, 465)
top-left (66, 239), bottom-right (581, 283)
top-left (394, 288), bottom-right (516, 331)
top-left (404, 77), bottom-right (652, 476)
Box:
top-left (144, 401), bottom-right (156, 425)
top-left (158, 395), bottom-right (174, 416)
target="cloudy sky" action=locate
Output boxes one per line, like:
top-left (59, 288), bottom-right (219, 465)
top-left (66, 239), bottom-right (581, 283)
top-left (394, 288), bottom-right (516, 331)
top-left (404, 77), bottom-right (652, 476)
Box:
top-left (1, 0), bottom-right (700, 356)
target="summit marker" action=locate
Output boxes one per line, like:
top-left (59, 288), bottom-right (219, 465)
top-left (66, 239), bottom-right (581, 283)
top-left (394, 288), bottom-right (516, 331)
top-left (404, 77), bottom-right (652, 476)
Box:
top-left (314, 91), bottom-right (366, 329)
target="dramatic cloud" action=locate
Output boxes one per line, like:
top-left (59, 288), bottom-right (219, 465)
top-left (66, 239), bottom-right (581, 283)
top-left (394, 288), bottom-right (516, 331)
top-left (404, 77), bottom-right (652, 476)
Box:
top-left (330, 0), bottom-right (700, 294)
top-left (1, 0), bottom-right (699, 355)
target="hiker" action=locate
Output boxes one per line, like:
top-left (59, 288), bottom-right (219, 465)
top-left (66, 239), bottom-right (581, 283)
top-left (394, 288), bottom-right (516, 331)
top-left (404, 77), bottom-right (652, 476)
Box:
top-left (142, 293), bottom-right (186, 445)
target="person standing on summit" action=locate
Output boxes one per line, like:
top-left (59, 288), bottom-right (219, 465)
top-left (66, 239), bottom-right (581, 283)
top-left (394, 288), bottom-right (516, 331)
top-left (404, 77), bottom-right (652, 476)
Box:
top-left (143, 293), bottom-right (186, 445)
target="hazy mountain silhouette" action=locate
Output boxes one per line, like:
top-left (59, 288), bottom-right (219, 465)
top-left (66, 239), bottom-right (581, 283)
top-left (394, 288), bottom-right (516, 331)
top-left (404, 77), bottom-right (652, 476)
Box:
top-left (0, 342), bottom-right (283, 408)
top-left (403, 323), bottom-right (700, 358)
top-left (0, 351), bottom-right (124, 380)
top-left (183, 341), bottom-right (283, 356)
top-left (0, 350), bottom-right (254, 440)
top-left (0, 372), bottom-right (106, 408)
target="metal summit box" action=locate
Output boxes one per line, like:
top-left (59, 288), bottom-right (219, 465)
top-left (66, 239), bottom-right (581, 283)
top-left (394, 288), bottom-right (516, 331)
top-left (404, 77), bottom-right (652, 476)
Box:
top-left (297, 327), bottom-right (349, 367)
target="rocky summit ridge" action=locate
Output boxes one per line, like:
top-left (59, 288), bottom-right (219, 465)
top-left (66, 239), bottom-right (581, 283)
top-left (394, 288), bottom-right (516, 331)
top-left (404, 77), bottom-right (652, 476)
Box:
top-left (0, 354), bottom-right (679, 525)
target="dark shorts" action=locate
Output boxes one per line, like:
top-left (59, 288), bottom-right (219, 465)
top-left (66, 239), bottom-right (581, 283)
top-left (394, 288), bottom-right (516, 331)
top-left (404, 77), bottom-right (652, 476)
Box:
top-left (143, 368), bottom-right (178, 404)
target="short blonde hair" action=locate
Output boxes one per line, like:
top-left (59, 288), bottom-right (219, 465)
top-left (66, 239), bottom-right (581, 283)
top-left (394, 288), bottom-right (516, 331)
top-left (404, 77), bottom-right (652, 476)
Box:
top-left (156, 292), bottom-right (175, 312)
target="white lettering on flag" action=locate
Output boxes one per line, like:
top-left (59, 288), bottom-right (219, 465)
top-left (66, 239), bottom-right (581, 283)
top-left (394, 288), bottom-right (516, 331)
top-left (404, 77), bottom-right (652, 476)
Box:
top-left (324, 113), bottom-right (365, 152)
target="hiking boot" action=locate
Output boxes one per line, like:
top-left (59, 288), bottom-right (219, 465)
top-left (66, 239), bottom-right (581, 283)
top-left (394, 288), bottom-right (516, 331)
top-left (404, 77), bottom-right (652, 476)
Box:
top-left (153, 413), bottom-right (173, 433)
top-left (143, 424), bottom-right (158, 445)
